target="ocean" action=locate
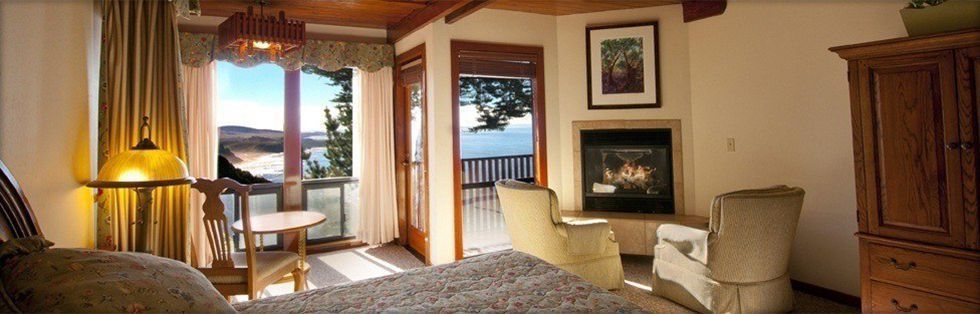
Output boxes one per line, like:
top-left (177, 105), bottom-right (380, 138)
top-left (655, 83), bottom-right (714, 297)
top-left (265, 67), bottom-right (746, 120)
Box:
top-left (233, 124), bottom-right (534, 182)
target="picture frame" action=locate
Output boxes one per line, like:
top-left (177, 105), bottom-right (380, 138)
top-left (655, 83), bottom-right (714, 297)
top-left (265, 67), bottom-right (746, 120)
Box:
top-left (586, 21), bottom-right (661, 110)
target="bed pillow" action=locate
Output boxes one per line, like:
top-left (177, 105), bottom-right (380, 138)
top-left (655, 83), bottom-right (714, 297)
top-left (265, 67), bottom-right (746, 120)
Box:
top-left (0, 236), bottom-right (235, 313)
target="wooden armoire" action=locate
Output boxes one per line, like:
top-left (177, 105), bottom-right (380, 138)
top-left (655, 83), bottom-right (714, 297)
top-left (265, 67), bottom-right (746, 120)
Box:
top-left (831, 29), bottom-right (980, 313)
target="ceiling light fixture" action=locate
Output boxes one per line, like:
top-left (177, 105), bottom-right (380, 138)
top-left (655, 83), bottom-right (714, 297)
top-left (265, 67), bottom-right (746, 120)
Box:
top-left (218, 2), bottom-right (305, 62)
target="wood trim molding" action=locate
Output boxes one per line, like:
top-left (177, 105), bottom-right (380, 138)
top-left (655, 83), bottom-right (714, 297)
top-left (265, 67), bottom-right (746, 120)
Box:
top-left (445, 0), bottom-right (494, 24)
top-left (387, 0), bottom-right (469, 43)
top-left (830, 28), bottom-right (980, 60)
top-left (451, 40), bottom-right (547, 260)
top-left (791, 280), bottom-right (861, 308)
top-left (682, 0), bottom-right (727, 23)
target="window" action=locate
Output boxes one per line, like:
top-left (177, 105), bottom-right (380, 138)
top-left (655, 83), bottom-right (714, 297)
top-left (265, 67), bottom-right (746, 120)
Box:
top-left (216, 61), bottom-right (357, 248)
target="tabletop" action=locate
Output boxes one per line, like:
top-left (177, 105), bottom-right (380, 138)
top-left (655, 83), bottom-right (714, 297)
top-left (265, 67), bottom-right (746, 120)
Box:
top-left (232, 211), bottom-right (327, 234)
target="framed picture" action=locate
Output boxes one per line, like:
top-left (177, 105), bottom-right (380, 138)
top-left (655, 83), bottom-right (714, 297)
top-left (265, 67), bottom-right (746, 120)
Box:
top-left (586, 21), bottom-right (661, 109)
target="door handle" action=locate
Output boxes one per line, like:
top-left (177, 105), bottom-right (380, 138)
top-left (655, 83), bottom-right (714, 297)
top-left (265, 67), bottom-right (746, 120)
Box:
top-left (946, 142), bottom-right (960, 150)
top-left (961, 142), bottom-right (974, 150)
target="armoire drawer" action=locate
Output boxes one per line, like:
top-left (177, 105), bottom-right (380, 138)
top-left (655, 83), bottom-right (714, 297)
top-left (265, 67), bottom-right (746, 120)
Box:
top-left (870, 281), bottom-right (980, 313)
top-left (867, 242), bottom-right (980, 303)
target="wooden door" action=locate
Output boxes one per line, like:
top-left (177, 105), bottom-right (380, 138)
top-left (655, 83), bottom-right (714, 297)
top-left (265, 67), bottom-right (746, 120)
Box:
top-left (856, 50), bottom-right (966, 247)
top-left (394, 45), bottom-right (428, 262)
top-left (956, 46), bottom-right (980, 249)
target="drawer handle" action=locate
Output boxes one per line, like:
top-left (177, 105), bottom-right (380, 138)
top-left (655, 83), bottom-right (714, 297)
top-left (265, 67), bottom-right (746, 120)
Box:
top-left (889, 258), bottom-right (916, 271)
top-left (891, 299), bottom-right (918, 312)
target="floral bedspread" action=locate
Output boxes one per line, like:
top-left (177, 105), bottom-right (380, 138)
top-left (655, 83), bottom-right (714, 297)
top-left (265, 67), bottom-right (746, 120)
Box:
top-left (0, 236), bottom-right (235, 313)
top-left (234, 250), bottom-right (644, 313)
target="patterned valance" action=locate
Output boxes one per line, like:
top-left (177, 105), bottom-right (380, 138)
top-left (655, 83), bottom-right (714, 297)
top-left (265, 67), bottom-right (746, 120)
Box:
top-left (179, 32), bottom-right (394, 72)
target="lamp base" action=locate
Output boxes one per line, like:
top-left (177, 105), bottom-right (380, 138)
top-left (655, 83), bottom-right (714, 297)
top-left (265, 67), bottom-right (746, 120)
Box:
top-left (133, 187), bottom-right (156, 254)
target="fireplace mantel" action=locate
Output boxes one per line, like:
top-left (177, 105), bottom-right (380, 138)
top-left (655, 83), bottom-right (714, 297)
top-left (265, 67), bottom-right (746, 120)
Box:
top-left (572, 119), bottom-right (685, 215)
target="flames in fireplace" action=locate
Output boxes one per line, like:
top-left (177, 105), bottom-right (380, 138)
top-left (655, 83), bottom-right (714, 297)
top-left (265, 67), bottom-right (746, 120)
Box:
top-left (592, 148), bottom-right (667, 195)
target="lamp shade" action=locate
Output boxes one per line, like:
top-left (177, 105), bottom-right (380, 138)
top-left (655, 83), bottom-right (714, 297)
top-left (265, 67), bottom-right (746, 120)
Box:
top-left (87, 143), bottom-right (194, 189)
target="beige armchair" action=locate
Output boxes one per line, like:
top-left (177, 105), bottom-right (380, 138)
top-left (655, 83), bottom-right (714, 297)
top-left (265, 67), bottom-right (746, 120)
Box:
top-left (495, 180), bottom-right (624, 290)
top-left (652, 186), bottom-right (805, 313)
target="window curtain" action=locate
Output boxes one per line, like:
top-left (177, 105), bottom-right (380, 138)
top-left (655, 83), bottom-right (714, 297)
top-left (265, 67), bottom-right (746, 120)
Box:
top-left (354, 67), bottom-right (398, 244)
top-left (181, 61), bottom-right (217, 267)
top-left (96, 0), bottom-right (190, 260)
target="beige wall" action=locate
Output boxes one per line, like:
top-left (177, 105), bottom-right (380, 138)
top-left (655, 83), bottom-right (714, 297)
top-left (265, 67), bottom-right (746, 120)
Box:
top-left (688, 1), bottom-right (906, 295)
top-left (394, 9), bottom-right (559, 265)
top-left (0, 0), bottom-right (100, 248)
top-left (555, 5), bottom-right (696, 214)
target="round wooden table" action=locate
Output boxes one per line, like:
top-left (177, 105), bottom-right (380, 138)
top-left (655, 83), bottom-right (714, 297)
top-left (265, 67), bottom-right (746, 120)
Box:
top-left (231, 211), bottom-right (326, 283)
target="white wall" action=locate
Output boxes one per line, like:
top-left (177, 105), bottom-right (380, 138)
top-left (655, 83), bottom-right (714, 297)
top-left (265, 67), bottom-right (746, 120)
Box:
top-left (0, 0), bottom-right (100, 248)
top-left (688, 1), bottom-right (906, 295)
top-left (555, 5), bottom-right (695, 214)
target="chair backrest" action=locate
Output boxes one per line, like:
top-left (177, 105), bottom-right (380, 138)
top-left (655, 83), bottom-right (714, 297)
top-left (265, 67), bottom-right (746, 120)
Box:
top-left (707, 185), bottom-right (805, 283)
top-left (495, 180), bottom-right (564, 255)
top-left (191, 178), bottom-right (256, 273)
top-left (0, 159), bottom-right (42, 242)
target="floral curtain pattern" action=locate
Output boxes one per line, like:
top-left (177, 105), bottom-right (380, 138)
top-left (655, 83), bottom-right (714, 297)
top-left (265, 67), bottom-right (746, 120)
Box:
top-left (179, 32), bottom-right (394, 72)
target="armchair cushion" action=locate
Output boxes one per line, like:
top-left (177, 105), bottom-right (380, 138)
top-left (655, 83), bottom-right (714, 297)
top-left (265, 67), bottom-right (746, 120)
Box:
top-left (561, 218), bottom-right (610, 256)
top-left (656, 224), bottom-right (709, 265)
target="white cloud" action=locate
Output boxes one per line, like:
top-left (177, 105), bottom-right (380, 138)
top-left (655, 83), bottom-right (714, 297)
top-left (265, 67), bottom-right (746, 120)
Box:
top-left (216, 99), bottom-right (343, 132)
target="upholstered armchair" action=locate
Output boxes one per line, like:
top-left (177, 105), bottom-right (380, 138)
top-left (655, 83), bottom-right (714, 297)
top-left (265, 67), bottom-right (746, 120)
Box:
top-left (652, 186), bottom-right (805, 313)
top-left (495, 180), bottom-right (624, 290)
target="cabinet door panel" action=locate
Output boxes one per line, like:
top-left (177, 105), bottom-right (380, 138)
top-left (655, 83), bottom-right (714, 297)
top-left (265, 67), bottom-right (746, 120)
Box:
top-left (956, 47), bottom-right (980, 249)
top-left (858, 51), bottom-right (965, 247)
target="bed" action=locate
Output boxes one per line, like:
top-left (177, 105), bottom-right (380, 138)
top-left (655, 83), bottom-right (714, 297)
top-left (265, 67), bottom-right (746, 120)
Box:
top-left (234, 250), bottom-right (643, 313)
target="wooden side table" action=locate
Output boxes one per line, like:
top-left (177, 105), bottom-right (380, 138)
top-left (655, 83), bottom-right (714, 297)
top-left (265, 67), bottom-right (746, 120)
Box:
top-left (232, 211), bottom-right (326, 288)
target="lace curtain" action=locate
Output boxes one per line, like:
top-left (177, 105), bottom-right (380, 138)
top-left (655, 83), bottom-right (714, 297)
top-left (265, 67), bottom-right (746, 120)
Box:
top-left (178, 32), bottom-right (393, 73)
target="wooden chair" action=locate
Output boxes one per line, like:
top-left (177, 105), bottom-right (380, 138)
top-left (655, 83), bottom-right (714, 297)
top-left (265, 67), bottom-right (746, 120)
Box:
top-left (0, 159), bottom-right (42, 243)
top-left (191, 178), bottom-right (304, 301)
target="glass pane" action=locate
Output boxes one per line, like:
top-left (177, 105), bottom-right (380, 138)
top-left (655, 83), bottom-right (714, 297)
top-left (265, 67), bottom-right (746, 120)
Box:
top-left (306, 186), bottom-right (342, 239)
top-left (344, 181), bottom-right (359, 237)
top-left (408, 82), bottom-right (426, 233)
top-left (300, 67), bottom-right (354, 180)
top-left (216, 61), bottom-right (285, 183)
top-left (236, 193), bottom-right (280, 250)
top-left (458, 76), bottom-right (534, 257)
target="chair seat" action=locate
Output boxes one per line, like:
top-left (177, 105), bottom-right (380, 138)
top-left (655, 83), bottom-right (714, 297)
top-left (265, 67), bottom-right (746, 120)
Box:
top-left (205, 251), bottom-right (300, 284)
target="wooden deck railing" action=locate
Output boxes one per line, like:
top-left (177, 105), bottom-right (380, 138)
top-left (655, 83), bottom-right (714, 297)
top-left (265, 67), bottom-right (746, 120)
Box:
top-left (461, 154), bottom-right (533, 236)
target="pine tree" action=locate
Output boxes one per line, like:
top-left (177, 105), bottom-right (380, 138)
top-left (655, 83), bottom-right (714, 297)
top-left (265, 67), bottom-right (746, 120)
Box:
top-left (302, 66), bottom-right (354, 178)
top-left (459, 77), bottom-right (533, 132)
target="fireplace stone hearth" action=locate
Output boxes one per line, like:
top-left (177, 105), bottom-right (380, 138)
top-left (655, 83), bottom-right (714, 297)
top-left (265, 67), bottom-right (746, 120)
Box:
top-left (572, 120), bottom-right (684, 214)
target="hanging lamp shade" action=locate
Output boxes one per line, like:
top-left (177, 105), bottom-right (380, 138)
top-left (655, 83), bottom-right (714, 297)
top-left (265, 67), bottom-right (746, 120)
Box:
top-left (217, 5), bottom-right (305, 62)
top-left (87, 118), bottom-right (194, 189)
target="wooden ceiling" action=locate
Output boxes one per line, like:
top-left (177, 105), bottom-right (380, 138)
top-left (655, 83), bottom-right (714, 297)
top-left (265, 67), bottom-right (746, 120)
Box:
top-left (197, 0), bottom-right (712, 43)
top-left (198, 0), bottom-right (682, 29)
top-left (487, 0), bottom-right (682, 16)
top-left (198, 0), bottom-right (433, 29)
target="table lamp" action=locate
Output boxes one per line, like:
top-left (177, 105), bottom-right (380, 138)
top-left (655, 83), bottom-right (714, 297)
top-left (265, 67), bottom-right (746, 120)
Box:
top-left (87, 117), bottom-right (195, 253)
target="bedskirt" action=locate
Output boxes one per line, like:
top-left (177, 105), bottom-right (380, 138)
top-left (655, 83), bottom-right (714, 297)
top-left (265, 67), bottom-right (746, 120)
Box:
top-left (233, 250), bottom-right (643, 313)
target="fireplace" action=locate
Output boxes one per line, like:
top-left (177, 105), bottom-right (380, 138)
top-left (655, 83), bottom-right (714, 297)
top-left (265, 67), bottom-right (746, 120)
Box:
top-left (580, 128), bottom-right (674, 214)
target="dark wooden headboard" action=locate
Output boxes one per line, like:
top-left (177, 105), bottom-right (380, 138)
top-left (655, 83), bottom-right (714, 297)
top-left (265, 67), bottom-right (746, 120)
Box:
top-left (0, 159), bottom-right (42, 242)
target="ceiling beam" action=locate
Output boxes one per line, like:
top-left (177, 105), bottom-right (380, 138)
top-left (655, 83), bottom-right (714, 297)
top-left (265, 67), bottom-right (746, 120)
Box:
top-left (682, 0), bottom-right (727, 23)
top-left (445, 0), bottom-right (494, 24)
top-left (387, 0), bottom-right (469, 43)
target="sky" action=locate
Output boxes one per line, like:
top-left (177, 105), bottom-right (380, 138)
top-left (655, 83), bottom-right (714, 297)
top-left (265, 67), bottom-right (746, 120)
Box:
top-left (216, 61), bottom-right (532, 132)
top-left (216, 61), bottom-right (341, 133)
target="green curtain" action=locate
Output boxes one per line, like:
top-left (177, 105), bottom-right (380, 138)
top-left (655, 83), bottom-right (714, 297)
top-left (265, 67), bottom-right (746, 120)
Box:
top-left (96, 0), bottom-right (189, 261)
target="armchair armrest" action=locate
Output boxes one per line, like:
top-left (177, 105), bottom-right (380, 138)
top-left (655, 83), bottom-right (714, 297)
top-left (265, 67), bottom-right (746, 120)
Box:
top-left (559, 218), bottom-right (611, 256)
top-left (656, 224), bottom-right (710, 264)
